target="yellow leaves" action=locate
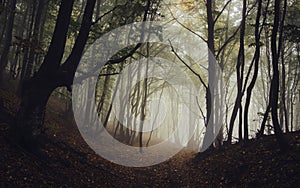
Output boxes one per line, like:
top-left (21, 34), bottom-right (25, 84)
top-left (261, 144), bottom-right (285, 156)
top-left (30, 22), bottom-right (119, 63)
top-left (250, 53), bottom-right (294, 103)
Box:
top-left (177, 0), bottom-right (196, 12)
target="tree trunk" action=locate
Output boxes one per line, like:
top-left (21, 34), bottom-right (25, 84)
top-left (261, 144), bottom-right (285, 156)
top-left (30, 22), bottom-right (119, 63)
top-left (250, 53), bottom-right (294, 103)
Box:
top-left (269, 0), bottom-right (288, 151)
top-left (25, 0), bottom-right (45, 80)
top-left (0, 0), bottom-right (17, 81)
top-left (19, 1), bottom-right (37, 85)
top-left (0, 0), bottom-right (8, 46)
top-left (9, 2), bottom-right (30, 80)
top-left (227, 0), bottom-right (246, 143)
top-left (0, 0), bottom-right (6, 16)
top-left (9, 76), bottom-right (57, 151)
top-left (279, 0), bottom-right (289, 133)
top-left (12, 0), bottom-right (98, 150)
top-left (201, 0), bottom-right (216, 152)
top-left (244, 0), bottom-right (262, 143)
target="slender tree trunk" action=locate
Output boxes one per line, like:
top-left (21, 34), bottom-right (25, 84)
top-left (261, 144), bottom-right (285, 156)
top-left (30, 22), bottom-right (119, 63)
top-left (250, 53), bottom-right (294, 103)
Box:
top-left (9, 2), bottom-right (29, 80)
top-left (278, 0), bottom-right (289, 133)
top-left (19, 2), bottom-right (37, 94)
top-left (290, 96), bottom-right (294, 132)
top-left (244, 0), bottom-right (262, 143)
top-left (36, 0), bottom-right (49, 65)
top-left (201, 0), bottom-right (216, 151)
top-left (259, 4), bottom-right (273, 136)
top-left (25, 0), bottom-right (45, 80)
top-left (269, 0), bottom-right (288, 151)
top-left (103, 63), bottom-right (124, 129)
top-left (215, 3), bottom-right (231, 147)
top-left (228, 0), bottom-right (246, 143)
top-left (97, 67), bottom-right (111, 115)
top-left (0, 0), bottom-right (17, 82)
top-left (130, 62), bottom-right (142, 145)
top-left (0, 0), bottom-right (8, 46)
top-left (139, 42), bottom-right (150, 151)
top-left (280, 42), bottom-right (289, 132)
top-left (0, 0), bottom-right (6, 16)
top-left (259, 104), bottom-right (270, 136)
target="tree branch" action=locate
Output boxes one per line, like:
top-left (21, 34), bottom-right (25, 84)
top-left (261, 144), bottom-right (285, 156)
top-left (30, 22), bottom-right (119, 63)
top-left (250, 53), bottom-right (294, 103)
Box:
top-left (169, 40), bottom-right (208, 89)
top-left (216, 1), bottom-right (257, 59)
top-left (164, 2), bottom-right (207, 43)
top-left (59, 0), bottom-right (152, 88)
top-left (214, 0), bottom-right (232, 23)
top-left (92, 2), bottom-right (129, 26)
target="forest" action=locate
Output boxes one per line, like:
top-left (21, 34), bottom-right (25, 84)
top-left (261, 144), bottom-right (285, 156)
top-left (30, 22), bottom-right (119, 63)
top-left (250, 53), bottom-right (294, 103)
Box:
top-left (0, 0), bottom-right (299, 186)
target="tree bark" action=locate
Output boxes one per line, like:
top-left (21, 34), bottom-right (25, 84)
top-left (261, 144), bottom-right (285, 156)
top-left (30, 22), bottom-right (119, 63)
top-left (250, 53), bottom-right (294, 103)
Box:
top-left (0, 0), bottom-right (17, 82)
top-left (25, 0), bottom-right (45, 80)
top-left (19, 1), bottom-right (37, 84)
top-left (279, 0), bottom-right (289, 133)
top-left (201, 0), bottom-right (216, 152)
top-left (244, 0), bottom-right (262, 143)
top-left (10, 0), bottom-right (97, 150)
top-left (227, 0), bottom-right (246, 143)
top-left (269, 0), bottom-right (288, 151)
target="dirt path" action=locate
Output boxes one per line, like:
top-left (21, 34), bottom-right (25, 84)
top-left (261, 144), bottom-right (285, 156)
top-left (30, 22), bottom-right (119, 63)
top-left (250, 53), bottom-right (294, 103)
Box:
top-left (0, 85), bottom-right (300, 187)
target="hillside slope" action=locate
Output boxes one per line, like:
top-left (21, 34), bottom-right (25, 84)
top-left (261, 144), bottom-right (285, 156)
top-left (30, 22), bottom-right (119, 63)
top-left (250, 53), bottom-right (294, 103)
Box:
top-left (0, 85), bottom-right (299, 187)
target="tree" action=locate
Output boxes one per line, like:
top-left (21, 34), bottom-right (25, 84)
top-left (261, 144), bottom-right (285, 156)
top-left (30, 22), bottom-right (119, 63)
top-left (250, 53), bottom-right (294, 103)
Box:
top-left (24, 0), bottom-right (45, 80)
top-left (269, 0), bottom-right (288, 150)
top-left (8, 0), bottom-right (155, 151)
top-left (244, 0), bottom-right (263, 143)
top-left (201, 0), bottom-right (216, 151)
top-left (9, 0), bottom-right (96, 151)
top-left (227, 0), bottom-right (247, 143)
top-left (0, 0), bottom-right (17, 81)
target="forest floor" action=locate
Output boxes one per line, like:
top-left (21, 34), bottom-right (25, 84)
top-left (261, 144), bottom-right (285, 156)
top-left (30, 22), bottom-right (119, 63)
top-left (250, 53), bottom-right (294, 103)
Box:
top-left (0, 79), bottom-right (300, 187)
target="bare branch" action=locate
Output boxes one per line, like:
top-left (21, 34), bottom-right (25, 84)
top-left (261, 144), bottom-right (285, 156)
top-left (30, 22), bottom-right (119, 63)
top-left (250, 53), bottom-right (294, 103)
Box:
top-left (216, 25), bottom-right (240, 59)
top-left (92, 2), bottom-right (129, 26)
top-left (196, 96), bottom-right (206, 123)
top-left (169, 40), bottom-right (208, 89)
top-left (214, 0), bottom-right (232, 23)
top-left (164, 2), bottom-right (207, 43)
top-left (216, 1), bottom-right (257, 59)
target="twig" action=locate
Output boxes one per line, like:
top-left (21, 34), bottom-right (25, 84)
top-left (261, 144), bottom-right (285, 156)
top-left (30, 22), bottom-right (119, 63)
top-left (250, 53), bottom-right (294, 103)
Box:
top-left (168, 40), bottom-right (208, 89)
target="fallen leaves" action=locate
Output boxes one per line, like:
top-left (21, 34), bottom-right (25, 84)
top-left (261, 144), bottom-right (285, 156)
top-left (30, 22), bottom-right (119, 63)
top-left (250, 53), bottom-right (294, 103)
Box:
top-left (1, 87), bottom-right (300, 187)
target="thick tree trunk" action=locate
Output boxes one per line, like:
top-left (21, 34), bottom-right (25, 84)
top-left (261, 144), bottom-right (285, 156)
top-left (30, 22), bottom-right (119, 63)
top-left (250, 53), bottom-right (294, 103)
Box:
top-left (13, 0), bottom-right (97, 149)
top-left (9, 75), bottom-right (57, 151)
